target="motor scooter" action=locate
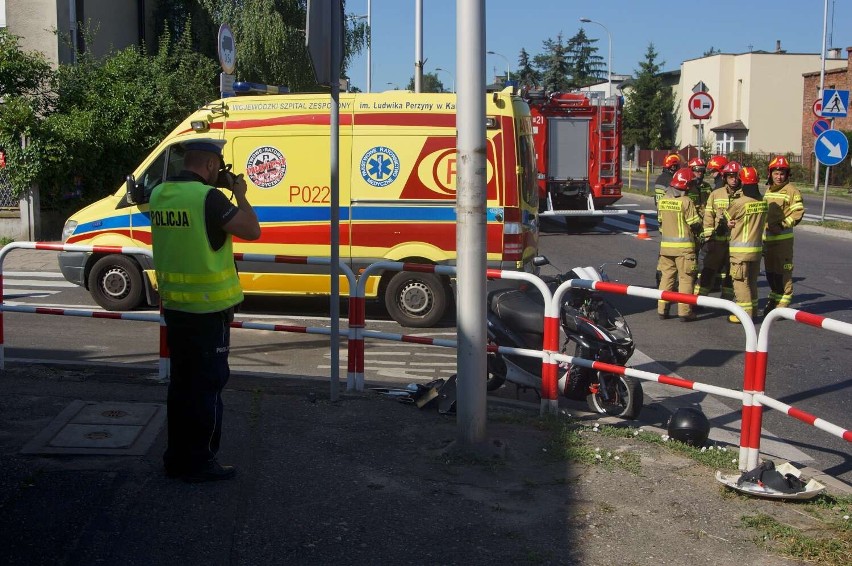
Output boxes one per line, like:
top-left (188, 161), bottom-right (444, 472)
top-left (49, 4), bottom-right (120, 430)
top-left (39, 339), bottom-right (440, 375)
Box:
top-left (486, 256), bottom-right (643, 419)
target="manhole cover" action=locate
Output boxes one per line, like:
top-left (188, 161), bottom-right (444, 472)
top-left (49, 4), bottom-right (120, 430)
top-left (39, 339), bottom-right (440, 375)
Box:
top-left (85, 431), bottom-right (112, 440)
top-left (101, 410), bottom-right (128, 418)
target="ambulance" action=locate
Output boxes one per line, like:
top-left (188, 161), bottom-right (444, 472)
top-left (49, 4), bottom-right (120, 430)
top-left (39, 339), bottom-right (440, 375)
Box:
top-left (58, 88), bottom-right (539, 327)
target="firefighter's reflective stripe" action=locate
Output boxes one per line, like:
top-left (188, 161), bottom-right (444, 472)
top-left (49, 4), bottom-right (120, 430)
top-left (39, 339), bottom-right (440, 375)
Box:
top-left (764, 183), bottom-right (804, 242)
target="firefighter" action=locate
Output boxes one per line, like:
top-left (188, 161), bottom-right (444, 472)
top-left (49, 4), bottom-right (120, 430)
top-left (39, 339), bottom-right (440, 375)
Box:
top-left (762, 156), bottom-right (804, 315)
top-left (654, 153), bottom-right (683, 206)
top-left (688, 157), bottom-right (711, 218)
top-left (706, 155), bottom-right (729, 189)
top-left (724, 166), bottom-right (768, 323)
top-left (657, 167), bottom-right (702, 322)
top-left (695, 161), bottom-right (740, 298)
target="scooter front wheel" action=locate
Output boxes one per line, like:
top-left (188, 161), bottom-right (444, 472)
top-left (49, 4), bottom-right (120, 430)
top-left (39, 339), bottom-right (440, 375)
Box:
top-left (486, 351), bottom-right (507, 391)
top-left (586, 374), bottom-right (643, 420)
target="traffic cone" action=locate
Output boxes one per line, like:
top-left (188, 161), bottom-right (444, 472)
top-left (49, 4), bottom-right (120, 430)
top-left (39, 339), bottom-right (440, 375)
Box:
top-left (637, 214), bottom-right (650, 239)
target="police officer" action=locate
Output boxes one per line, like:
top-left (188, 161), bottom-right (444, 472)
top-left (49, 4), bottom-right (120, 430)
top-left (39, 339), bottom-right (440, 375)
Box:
top-left (724, 166), bottom-right (767, 323)
top-left (695, 161), bottom-right (740, 299)
top-left (706, 155), bottom-right (729, 189)
top-left (654, 153), bottom-right (683, 206)
top-left (657, 167), bottom-right (702, 322)
top-left (762, 156), bottom-right (804, 315)
top-left (151, 138), bottom-right (261, 482)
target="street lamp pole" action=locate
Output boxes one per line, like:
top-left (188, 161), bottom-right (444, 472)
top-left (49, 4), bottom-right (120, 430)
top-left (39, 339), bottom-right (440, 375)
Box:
top-left (486, 50), bottom-right (511, 84)
top-left (367, 0), bottom-right (372, 92)
top-left (435, 67), bottom-right (455, 93)
top-left (579, 18), bottom-right (612, 98)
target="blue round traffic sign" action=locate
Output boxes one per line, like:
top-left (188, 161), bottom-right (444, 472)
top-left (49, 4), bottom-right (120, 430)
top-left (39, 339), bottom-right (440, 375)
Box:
top-left (814, 129), bottom-right (849, 167)
top-left (812, 119), bottom-right (830, 137)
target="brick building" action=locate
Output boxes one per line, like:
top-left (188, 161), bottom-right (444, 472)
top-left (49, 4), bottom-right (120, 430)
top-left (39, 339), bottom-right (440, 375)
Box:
top-left (802, 47), bottom-right (852, 169)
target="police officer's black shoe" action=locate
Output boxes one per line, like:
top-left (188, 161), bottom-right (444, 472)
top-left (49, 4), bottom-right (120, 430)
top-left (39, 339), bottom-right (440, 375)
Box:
top-left (182, 461), bottom-right (237, 483)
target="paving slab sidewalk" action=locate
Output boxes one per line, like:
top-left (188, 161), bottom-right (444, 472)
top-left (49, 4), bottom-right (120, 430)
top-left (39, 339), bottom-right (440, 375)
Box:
top-left (0, 363), bottom-right (848, 566)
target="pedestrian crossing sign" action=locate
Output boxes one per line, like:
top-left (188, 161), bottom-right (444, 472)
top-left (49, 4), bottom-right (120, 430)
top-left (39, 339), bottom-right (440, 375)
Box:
top-left (821, 89), bottom-right (849, 118)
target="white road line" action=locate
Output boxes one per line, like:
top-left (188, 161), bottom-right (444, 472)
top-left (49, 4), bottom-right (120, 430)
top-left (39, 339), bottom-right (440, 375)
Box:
top-left (3, 280), bottom-right (77, 287)
top-left (3, 271), bottom-right (67, 278)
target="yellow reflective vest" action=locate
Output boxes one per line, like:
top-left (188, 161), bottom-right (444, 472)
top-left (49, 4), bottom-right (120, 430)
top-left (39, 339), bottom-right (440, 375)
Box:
top-left (150, 180), bottom-right (243, 313)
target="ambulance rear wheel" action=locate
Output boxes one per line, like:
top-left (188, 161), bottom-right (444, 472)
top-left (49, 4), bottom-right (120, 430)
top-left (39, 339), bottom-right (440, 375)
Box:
top-left (88, 255), bottom-right (144, 311)
top-left (385, 272), bottom-right (448, 328)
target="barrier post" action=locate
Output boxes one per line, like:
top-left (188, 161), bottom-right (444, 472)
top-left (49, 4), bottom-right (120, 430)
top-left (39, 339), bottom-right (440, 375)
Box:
top-left (347, 293), bottom-right (366, 391)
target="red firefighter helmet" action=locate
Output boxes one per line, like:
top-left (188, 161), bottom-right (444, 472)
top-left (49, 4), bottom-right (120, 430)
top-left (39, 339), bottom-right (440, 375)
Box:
top-left (664, 154), bottom-right (682, 169)
top-left (670, 167), bottom-right (696, 190)
top-left (768, 155), bottom-right (791, 172)
top-left (706, 155), bottom-right (729, 172)
top-left (739, 166), bottom-right (759, 184)
top-left (687, 157), bottom-right (706, 170)
top-left (721, 161), bottom-right (742, 176)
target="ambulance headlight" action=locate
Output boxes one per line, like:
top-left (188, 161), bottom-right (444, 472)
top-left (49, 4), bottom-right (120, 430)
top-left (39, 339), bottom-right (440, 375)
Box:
top-left (191, 120), bottom-right (209, 132)
top-left (61, 220), bottom-right (78, 242)
top-left (485, 116), bottom-right (499, 129)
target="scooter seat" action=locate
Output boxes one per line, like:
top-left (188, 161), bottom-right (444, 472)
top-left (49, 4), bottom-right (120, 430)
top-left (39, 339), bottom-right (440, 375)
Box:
top-left (489, 288), bottom-right (545, 336)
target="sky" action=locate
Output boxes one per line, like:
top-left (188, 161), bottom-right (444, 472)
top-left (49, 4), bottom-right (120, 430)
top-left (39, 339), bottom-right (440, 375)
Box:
top-left (344, 0), bottom-right (851, 91)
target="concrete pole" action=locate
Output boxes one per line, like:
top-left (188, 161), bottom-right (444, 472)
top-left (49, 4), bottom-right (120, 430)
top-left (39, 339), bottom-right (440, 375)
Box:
top-left (414, 0), bottom-right (423, 92)
top-left (815, 0), bottom-right (828, 195)
top-left (367, 0), bottom-right (372, 93)
top-left (455, 0), bottom-right (487, 446)
top-left (329, 0), bottom-right (341, 401)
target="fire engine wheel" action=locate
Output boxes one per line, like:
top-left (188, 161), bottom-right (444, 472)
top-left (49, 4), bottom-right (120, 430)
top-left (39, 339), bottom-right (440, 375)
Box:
top-left (87, 255), bottom-right (144, 311)
top-left (384, 271), bottom-right (448, 328)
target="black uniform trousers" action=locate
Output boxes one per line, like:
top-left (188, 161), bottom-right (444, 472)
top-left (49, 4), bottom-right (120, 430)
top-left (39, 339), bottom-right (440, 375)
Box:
top-left (162, 308), bottom-right (233, 474)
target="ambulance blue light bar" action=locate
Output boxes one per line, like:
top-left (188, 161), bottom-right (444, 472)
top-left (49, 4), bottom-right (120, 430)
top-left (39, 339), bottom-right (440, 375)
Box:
top-left (232, 82), bottom-right (290, 95)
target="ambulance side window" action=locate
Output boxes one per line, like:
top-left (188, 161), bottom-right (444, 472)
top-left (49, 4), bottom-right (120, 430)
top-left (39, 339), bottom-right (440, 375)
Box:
top-left (139, 151), bottom-right (167, 199)
top-left (517, 134), bottom-right (538, 208)
top-left (165, 144), bottom-right (186, 180)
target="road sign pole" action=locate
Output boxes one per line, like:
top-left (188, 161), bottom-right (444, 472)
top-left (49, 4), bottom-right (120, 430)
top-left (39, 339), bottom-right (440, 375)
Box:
top-left (821, 119), bottom-right (832, 221)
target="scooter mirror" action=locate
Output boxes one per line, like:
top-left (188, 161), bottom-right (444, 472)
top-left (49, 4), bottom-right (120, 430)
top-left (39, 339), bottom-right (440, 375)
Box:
top-left (620, 257), bottom-right (638, 269)
top-left (533, 256), bottom-right (550, 267)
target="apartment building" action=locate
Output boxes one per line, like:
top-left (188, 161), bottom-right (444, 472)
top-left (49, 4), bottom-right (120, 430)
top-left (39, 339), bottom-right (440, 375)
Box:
top-left (676, 44), bottom-right (846, 157)
top-left (1, 0), bottom-right (156, 66)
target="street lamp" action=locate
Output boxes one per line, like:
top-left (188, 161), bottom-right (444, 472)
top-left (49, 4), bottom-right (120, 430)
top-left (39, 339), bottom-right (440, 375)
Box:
top-left (579, 18), bottom-right (612, 98)
top-left (435, 67), bottom-right (455, 93)
top-left (386, 82), bottom-right (400, 90)
top-left (347, 7), bottom-right (371, 93)
top-left (486, 50), bottom-right (511, 84)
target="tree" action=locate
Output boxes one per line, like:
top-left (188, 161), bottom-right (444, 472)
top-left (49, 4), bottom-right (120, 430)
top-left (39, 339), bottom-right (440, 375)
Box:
top-left (533, 33), bottom-right (571, 92)
top-left (0, 27), bottom-right (219, 210)
top-left (405, 72), bottom-right (445, 93)
top-left (623, 43), bottom-right (676, 150)
top-left (703, 47), bottom-right (721, 57)
top-left (565, 28), bottom-right (606, 88)
top-left (516, 48), bottom-right (540, 90)
top-left (151, 0), bottom-right (368, 91)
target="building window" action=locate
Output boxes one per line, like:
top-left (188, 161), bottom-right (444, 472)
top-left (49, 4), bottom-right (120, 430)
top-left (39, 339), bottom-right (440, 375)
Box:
top-left (715, 131), bottom-right (748, 154)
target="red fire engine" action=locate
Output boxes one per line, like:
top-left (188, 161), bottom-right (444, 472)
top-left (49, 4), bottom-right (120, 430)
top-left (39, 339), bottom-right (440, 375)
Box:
top-left (523, 90), bottom-right (626, 224)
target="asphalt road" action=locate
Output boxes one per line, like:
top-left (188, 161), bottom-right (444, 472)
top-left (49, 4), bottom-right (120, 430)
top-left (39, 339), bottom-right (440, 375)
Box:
top-left (2, 192), bottom-right (850, 483)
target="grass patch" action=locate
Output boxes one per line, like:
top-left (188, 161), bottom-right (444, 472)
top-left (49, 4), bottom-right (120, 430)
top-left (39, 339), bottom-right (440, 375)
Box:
top-left (0, 236), bottom-right (15, 247)
top-left (742, 498), bottom-right (852, 566)
top-left (802, 219), bottom-right (852, 232)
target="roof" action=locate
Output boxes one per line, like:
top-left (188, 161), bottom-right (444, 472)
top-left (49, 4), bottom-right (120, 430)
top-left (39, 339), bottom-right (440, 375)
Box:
top-left (711, 120), bottom-right (749, 132)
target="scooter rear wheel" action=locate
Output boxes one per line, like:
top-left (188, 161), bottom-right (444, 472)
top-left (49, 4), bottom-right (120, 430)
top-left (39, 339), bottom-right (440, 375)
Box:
top-left (586, 374), bottom-right (643, 419)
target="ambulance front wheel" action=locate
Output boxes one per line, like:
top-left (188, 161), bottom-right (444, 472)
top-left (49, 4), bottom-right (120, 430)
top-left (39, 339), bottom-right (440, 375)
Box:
top-left (384, 272), bottom-right (448, 328)
top-left (88, 254), bottom-right (144, 311)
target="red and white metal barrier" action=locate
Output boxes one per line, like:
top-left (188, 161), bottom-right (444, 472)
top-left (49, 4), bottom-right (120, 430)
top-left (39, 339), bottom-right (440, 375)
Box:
top-left (550, 279), bottom-right (760, 470)
top-left (748, 307), bottom-right (852, 468)
top-left (0, 243), bottom-right (155, 371)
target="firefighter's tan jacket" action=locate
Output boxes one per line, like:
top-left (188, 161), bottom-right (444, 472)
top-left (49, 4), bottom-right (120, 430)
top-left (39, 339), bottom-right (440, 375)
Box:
top-left (724, 190), bottom-right (768, 262)
top-left (763, 181), bottom-right (804, 242)
top-left (702, 186), bottom-right (733, 242)
top-left (658, 190), bottom-right (701, 257)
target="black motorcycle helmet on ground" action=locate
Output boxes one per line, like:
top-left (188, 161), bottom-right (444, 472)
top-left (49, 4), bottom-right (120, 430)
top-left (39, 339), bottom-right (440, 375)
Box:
top-left (667, 407), bottom-right (711, 447)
